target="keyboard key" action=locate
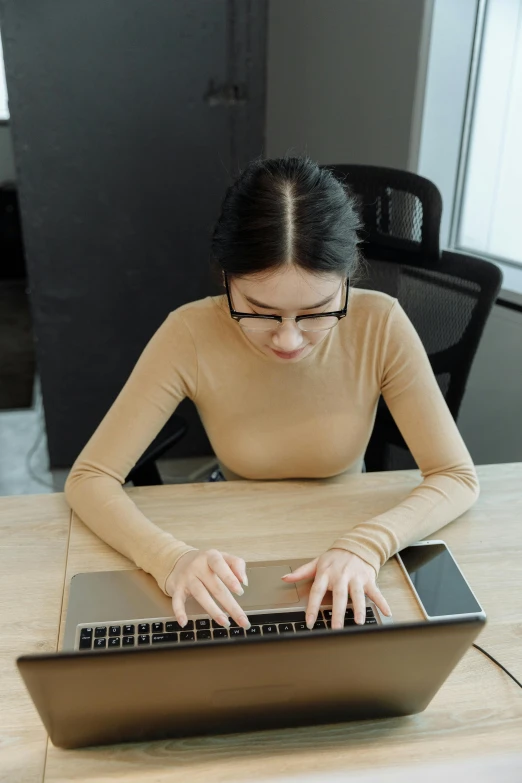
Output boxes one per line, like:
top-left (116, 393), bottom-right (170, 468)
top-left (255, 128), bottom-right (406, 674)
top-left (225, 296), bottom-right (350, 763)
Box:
top-left (248, 611), bottom-right (306, 625)
top-left (196, 619), bottom-right (211, 630)
top-left (246, 625), bottom-right (261, 636)
top-left (262, 624), bottom-right (278, 635)
top-left (323, 610), bottom-right (333, 620)
top-left (295, 622), bottom-right (310, 632)
top-left (168, 620), bottom-right (194, 631)
top-left (152, 633), bottom-right (178, 644)
top-left (123, 625), bottom-right (135, 635)
top-left (213, 628), bottom-right (229, 639)
top-left (94, 638), bottom-right (106, 649)
top-left (79, 635), bottom-right (92, 650)
top-left (109, 626), bottom-right (121, 637)
top-left (278, 623), bottom-right (294, 633)
top-left (345, 608), bottom-right (354, 619)
top-left (344, 617), bottom-right (356, 627)
top-left (313, 621), bottom-right (326, 630)
top-left (94, 626), bottom-right (107, 638)
top-left (108, 637), bottom-right (120, 647)
top-left (196, 630), bottom-right (212, 640)
top-left (138, 634), bottom-right (150, 645)
top-left (229, 627), bottom-right (245, 638)
top-left (180, 631), bottom-right (195, 642)
top-left (152, 622), bottom-right (164, 633)
top-left (366, 607), bottom-right (375, 618)
top-left (122, 636), bottom-right (135, 646)
top-left (365, 617), bottom-right (378, 625)
top-left (138, 623), bottom-right (150, 634)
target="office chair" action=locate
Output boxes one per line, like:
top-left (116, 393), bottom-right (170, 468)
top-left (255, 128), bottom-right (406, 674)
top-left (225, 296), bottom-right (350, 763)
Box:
top-left (324, 164), bottom-right (503, 471)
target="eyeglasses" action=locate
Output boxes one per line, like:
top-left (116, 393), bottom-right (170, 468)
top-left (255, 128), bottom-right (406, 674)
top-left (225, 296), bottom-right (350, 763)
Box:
top-left (224, 274), bottom-right (349, 333)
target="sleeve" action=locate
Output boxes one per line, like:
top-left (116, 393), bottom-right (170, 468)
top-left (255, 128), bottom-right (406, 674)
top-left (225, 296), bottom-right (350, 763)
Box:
top-left (330, 300), bottom-right (479, 573)
top-left (64, 311), bottom-right (199, 593)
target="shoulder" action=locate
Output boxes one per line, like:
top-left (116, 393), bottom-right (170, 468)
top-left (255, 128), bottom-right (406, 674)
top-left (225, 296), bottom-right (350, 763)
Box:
top-left (164, 295), bottom-right (227, 334)
top-left (347, 288), bottom-right (397, 326)
top-left (157, 296), bottom-right (237, 358)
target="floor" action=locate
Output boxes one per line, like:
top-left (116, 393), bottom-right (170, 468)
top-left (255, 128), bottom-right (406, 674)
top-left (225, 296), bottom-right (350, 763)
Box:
top-left (0, 378), bottom-right (217, 497)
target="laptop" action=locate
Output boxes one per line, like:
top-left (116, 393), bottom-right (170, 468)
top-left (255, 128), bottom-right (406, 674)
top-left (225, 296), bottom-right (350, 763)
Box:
top-left (17, 558), bottom-right (485, 749)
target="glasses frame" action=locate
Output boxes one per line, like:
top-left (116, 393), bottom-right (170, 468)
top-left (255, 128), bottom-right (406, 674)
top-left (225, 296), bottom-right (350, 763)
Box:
top-left (224, 274), bottom-right (350, 332)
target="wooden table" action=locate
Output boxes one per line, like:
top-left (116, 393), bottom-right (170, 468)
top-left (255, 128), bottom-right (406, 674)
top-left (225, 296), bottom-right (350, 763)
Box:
top-left (1, 464), bottom-right (522, 782)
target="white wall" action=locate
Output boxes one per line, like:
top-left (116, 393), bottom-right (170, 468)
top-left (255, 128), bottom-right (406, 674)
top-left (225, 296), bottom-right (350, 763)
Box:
top-left (0, 124), bottom-right (15, 182)
top-left (266, 0), bottom-right (431, 166)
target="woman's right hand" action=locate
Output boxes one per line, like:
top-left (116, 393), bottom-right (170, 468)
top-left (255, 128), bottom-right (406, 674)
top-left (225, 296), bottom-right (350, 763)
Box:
top-left (165, 549), bottom-right (251, 630)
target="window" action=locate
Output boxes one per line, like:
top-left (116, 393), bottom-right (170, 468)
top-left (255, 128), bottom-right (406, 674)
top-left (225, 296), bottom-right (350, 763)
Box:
top-left (457, 0), bottom-right (522, 267)
top-left (0, 30), bottom-right (9, 121)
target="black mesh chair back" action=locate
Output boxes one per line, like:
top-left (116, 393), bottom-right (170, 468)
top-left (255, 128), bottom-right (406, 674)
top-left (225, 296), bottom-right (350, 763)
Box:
top-left (326, 164), bottom-right (443, 264)
top-left (323, 165), bottom-right (503, 471)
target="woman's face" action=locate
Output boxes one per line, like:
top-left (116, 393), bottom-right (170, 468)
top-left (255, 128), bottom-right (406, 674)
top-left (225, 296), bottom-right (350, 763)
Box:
top-left (228, 266), bottom-right (345, 363)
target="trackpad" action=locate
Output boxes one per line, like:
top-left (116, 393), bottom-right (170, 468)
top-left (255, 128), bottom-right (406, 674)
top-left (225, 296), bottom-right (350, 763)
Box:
top-left (240, 565), bottom-right (299, 608)
top-left (185, 565), bottom-right (300, 614)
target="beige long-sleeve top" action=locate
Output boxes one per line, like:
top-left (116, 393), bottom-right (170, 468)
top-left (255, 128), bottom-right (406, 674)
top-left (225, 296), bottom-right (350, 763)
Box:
top-left (65, 289), bottom-right (479, 593)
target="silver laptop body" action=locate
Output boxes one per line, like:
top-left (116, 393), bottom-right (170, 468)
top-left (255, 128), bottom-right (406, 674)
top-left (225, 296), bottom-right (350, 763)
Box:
top-left (17, 559), bottom-right (485, 749)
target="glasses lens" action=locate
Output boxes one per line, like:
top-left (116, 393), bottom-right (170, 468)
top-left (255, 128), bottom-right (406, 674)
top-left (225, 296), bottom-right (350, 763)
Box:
top-left (237, 316), bottom-right (339, 332)
top-left (298, 316), bottom-right (339, 332)
top-left (237, 317), bottom-right (276, 332)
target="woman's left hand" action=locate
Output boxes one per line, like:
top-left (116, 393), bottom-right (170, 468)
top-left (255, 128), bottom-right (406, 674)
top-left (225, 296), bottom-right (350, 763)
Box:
top-left (282, 549), bottom-right (392, 629)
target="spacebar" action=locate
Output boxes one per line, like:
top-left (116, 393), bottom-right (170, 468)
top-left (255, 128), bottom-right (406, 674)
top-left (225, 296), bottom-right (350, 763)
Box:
top-left (245, 611), bottom-right (306, 625)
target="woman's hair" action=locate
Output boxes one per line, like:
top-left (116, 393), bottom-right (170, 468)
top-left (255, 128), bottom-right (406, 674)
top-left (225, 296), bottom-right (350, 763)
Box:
top-left (211, 156), bottom-right (362, 280)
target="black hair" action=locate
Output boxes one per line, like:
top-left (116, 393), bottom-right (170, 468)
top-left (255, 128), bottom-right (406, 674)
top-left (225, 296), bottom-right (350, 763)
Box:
top-left (211, 156), bottom-right (362, 280)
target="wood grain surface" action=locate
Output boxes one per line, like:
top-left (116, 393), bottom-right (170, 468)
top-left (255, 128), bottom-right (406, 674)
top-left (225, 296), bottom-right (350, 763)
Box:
top-left (2, 465), bottom-right (522, 782)
top-left (0, 493), bottom-right (70, 783)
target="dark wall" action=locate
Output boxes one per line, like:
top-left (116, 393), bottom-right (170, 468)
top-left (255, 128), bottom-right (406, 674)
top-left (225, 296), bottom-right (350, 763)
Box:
top-left (0, 0), bottom-right (267, 466)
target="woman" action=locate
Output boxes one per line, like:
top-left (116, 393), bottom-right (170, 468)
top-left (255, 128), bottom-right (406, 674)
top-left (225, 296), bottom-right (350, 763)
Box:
top-left (65, 157), bottom-right (479, 634)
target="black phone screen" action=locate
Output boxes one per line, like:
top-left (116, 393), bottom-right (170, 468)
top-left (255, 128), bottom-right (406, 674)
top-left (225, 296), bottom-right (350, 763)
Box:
top-left (398, 543), bottom-right (483, 617)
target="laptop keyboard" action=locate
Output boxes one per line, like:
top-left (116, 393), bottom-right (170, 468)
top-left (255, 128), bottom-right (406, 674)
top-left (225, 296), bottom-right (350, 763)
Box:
top-left (77, 607), bottom-right (378, 650)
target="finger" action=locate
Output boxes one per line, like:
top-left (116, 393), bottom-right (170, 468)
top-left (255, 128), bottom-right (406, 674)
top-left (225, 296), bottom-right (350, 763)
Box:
top-left (189, 579), bottom-right (232, 628)
top-left (205, 573), bottom-right (250, 629)
top-left (171, 590), bottom-right (189, 628)
top-left (221, 552), bottom-right (248, 587)
top-left (208, 551), bottom-right (244, 595)
top-left (281, 558), bottom-right (319, 582)
top-left (366, 582), bottom-right (392, 617)
top-left (305, 573), bottom-right (329, 629)
top-left (331, 579), bottom-right (349, 630)
top-left (221, 552), bottom-right (247, 585)
top-left (350, 579), bottom-right (366, 625)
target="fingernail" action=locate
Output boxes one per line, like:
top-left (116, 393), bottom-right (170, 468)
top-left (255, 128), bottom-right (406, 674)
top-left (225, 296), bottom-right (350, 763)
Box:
top-left (356, 614), bottom-right (364, 625)
top-left (180, 618), bottom-right (187, 628)
top-left (235, 586), bottom-right (245, 596)
top-left (218, 615), bottom-right (230, 628)
top-left (243, 574), bottom-right (249, 587)
top-left (281, 574), bottom-right (291, 579)
top-left (239, 615), bottom-right (251, 629)
top-left (306, 614), bottom-right (314, 630)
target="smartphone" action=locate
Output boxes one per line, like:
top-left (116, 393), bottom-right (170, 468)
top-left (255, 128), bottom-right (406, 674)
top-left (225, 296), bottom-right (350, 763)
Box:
top-left (396, 540), bottom-right (486, 620)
